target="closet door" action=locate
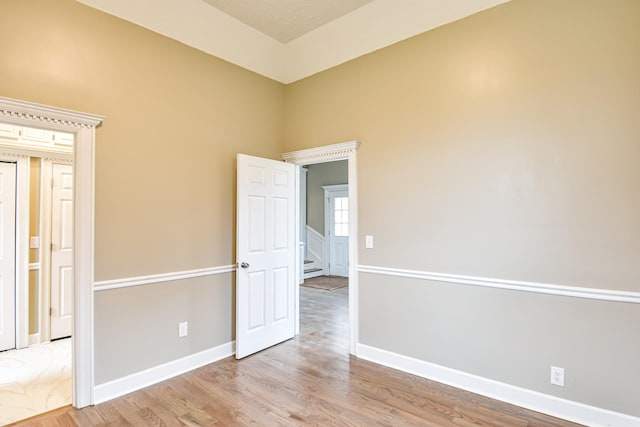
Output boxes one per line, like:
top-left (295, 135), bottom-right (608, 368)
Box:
top-left (0, 161), bottom-right (16, 351)
top-left (50, 163), bottom-right (73, 340)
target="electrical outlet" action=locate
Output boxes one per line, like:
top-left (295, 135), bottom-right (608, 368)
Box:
top-left (550, 366), bottom-right (565, 387)
top-left (178, 321), bottom-right (188, 338)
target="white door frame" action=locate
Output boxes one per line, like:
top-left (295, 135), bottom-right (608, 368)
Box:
top-left (0, 97), bottom-right (103, 408)
top-left (282, 141), bottom-right (359, 355)
top-left (0, 154), bottom-right (29, 350)
top-left (0, 160), bottom-right (19, 351)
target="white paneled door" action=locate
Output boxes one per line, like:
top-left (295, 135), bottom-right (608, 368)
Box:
top-left (50, 163), bottom-right (73, 340)
top-left (0, 161), bottom-right (16, 351)
top-left (324, 185), bottom-right (349, 277)
top-left (236, 154), bottom-right (295, 359)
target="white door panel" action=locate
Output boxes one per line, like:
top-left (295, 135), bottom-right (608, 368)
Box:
top-left (50, 163), bottom-right (73, 340)
top-left (331, 237), bottom-right (349, 276)
top-left (328, 190), bottom-right (349, 277)
top-left (236, 154), bottom-right (295, 359)
top-left (0, 162), bottom-right (16, 351)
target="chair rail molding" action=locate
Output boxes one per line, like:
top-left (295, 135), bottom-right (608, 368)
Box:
top-left (358, 265), bottom-right (640, 304)
top-left (94, 265), bottom-right (236, 291)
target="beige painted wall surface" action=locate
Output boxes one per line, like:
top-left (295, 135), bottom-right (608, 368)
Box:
top-left (29, 158), bottom-right (41, 335)
top-left (306, 160), bottom-right (348, 234)
top-left (94, 274), bottom-right (233, 383)
top-left (285, 0), bottom-right (640, 417)
top-left (0, 0), bottom-right (284, 382)
top-left (360, 273), bottom-right (640, 416)
top-left (0, 0), bottom-right (284, 280)
top-left (285, 0), bottom-right (640, 292)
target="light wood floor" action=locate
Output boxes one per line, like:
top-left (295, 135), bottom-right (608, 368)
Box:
top-left (10, 283), bottom-right (582, 426)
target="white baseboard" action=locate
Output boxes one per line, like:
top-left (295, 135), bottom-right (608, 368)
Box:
top-left (357, 344), bottom-right (639, 427)
top-left (28, 333), bottom-right (41, 347)
top-left (94, 341), bottom-right (235, 404)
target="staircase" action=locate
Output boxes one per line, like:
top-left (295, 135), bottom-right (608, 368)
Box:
top-left (303, 259), bottom-right (323, 279)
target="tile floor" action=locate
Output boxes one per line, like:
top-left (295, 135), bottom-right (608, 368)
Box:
top-left (0, 338), bottom-right (71, 425)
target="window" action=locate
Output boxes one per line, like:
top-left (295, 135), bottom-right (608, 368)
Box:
top-left (334, 196), bottom-right (349, 237)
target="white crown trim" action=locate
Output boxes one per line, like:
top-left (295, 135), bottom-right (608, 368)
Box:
top-left (0, 149), bottom-right (28, 159)
top-left (282, 140), bottom-right (359, 165)
top-left (42, 156), bottom-right (73, 165)
top-left (0, 97), bottom-right (104, 129)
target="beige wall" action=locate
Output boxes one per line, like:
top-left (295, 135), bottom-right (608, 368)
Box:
top-left (0, 0), bottom-right (284, 382)
top-left (306, 160), bottom-right (348, 234)
top-left (285, 0), bottom-right (640, 417)
top-left (94, 274), bottom-right (233, 383)
top-left (28, 158), bottom-right (41, 335)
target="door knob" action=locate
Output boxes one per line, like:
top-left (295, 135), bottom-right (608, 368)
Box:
top-left (240, 262), bottom-right (250, 269)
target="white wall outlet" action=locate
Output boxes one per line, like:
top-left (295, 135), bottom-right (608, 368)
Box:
top-left (30, 236), bottom-right (40, 249)
top-left (550, 366), bottom-right (565, 387)
top-left (365, 235), bottom-right (374, 249)
top-left (178, 321), bottom-right (188, 338)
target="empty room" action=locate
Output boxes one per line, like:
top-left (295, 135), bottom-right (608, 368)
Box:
top-left (0, 0), bottom-right (638, 426)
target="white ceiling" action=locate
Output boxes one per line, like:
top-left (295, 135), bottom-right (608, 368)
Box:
top-left (75, 0), bottom-right (511, 83)
top-left (202, 0), bottom-right (375, 43)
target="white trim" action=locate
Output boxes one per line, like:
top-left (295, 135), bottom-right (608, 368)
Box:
top-left (305, 225), bottom-right (325, 273)
top-left (39, 160), bottom-right (54, 345)
top-left (28, 262), bottom-right (40, 270)
top-left (358, 265), bottom-right (640, 304)
top-left (347, 152), bottom-right (358, 355)
top-left (282, 141), bottom-right (360, 165)
top-left (0, 97), bottom-right (104, 129)
top-left (14, 156), bottom-right (29, 350)
top-left (283, 141), bottom-right (359, 355)
top-left (0, 145), bottom-right (73, 163)
top-left (74, 0), bottom-right (508, 84)
top-left (93, 265), bottom-right (236, 291)
top-left (94, 341), bottom-right (235, 405)
top-left (28, 333), bottom-right (40, 347)
top-left (295, 166), bottom-right (302, 333)
top-left (0, 96), bottom-right (104, 409)
top-left (357, 344), bottom-right (640, 427)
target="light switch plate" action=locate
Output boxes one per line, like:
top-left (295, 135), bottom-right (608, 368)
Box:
top-left (365, 235), bottom-right (374, 249)
top-left (178, 322), bottom-right (188, 338)
top-left (30, 236), bottom-right (40, 249)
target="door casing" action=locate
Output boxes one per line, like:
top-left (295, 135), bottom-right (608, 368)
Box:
top-left (0, 96), bottom-right (103, 408)
top-left (282, 141), bottom-right (359, 354)
top-left (0, 160), bottom-right (17, 352)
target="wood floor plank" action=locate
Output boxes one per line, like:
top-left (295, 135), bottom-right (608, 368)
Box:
top-left (10, 280), bottom-right (583, 426)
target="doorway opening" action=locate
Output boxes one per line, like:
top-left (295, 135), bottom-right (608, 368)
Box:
top-left (0, 96), bottom-right (103, 413)
top-left (0, 124), bottom-right (75, 424)
top-left (282, 141), bottom-right (360, 355)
